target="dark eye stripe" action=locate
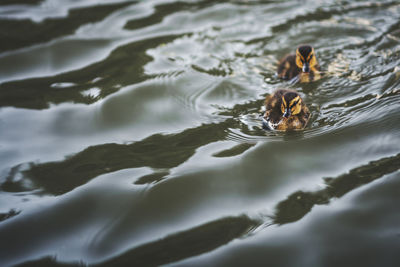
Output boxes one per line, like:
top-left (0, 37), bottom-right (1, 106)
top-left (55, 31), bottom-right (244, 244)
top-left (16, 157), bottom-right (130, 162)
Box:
top-left (290, 100), bottom-right (298, 108)
top-left (297, 53), bottom-right (305, 62)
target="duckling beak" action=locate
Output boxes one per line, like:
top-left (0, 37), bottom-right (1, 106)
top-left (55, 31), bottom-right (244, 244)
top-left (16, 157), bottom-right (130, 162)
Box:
top-left (283, 109), bottom-right (291, 118)
top-left (302, 62), bottom-right (310, 73)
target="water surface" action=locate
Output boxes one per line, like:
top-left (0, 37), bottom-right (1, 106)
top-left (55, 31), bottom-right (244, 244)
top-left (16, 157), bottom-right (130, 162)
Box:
top-left (1, 0), bottom-right (400, 266)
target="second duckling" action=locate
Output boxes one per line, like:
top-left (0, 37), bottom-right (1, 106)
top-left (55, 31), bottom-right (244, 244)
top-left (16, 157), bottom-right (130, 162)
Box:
top-left (277, 45), bottom-right (321, 83)
top-left (263, 89), bottom-right (310, 131)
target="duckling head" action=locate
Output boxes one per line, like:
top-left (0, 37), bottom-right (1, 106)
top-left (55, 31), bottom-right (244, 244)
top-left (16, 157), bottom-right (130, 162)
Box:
top-left (295, 45), bottom-right (318, 73)
top-left (280, 91), bottom-right (302, 118)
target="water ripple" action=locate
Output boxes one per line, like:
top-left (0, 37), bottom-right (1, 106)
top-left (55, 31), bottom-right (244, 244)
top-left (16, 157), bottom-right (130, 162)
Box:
top-left (1, 1), bottom-right (400, 266)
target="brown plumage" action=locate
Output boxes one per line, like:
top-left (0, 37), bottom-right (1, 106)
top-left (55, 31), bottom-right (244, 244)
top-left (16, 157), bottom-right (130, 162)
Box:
top-left (263, 89), bottom-right (310, 131)
top-left (277, 45), bottom-right (322, 83)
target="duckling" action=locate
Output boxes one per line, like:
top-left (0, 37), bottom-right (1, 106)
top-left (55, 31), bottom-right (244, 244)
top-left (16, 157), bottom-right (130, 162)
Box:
top-left (263, 89), bottom-right (310, 131)
top-left (277, 45), bottom-right (321, 83)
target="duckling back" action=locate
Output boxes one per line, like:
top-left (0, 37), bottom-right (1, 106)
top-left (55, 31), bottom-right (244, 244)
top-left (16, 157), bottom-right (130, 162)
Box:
top-left (277, 54), bottom-right (300, 80)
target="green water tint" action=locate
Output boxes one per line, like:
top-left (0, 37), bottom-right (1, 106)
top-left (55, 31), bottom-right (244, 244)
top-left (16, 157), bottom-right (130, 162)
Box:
top-left (8, 153), bottom-right (400, 267)
top-left (1, 0), bottom-right (400, 266)
top-left (2, 121), bottom-right (233, 194)
top-left (0, 34), bottom-right (180, 109)
top-left (273, 153), bottom-right (400, 225)
top-left (0, 2), bottom-right (134, 52)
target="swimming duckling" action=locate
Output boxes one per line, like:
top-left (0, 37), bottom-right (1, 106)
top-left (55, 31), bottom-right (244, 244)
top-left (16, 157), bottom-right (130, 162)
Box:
top-left (263, 89), bottom-right (310, 131)
top-left (277, 45), bottom-right (321, 83)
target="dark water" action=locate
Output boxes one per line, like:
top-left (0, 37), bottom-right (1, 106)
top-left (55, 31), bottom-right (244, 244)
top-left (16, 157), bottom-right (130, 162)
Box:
top-left (1, 0), bottom-right (400, 266)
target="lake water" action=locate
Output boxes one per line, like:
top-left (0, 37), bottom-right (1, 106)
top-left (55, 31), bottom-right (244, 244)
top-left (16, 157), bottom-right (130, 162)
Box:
top-left (1, 0), bottom-right (400, 266)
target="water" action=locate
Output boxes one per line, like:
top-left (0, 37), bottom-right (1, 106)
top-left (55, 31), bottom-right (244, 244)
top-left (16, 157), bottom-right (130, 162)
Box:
top-left (0, 0), bottom-right (400, 266)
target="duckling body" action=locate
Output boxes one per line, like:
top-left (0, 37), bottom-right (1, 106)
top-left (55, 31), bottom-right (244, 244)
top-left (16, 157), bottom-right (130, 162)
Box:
top-left (263, 89), bottom-right (310, 131)
top-left (277, 45), bottom-right (321, 82)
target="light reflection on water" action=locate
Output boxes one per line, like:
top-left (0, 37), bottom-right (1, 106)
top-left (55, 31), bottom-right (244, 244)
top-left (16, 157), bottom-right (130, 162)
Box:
top-left (0, 0), bottom-right (400, 266)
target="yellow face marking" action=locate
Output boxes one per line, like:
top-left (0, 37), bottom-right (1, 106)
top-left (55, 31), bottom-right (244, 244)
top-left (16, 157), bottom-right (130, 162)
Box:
top-left (296, 47), bottom-right (318, 70)
top-left (308, 48), bottom-right (318, 69)
top-left (289, 96), bottom-right (300, 106)
top-left (289, 96), bottom-right (302, 115)
top-left (306, 48), bottom-right (314, 60)
top-left (281, 96), bottom-right (287, 114)
top-left (281, 95), bottom-right (302, 116)
top-left (295, 50), bottom-right (304, 69)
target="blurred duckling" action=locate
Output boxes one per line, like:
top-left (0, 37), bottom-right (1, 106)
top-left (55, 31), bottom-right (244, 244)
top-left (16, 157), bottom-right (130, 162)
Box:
top-left (263, 89), bottom-right (310, 131)
top-left (277, 45), bottom-right (321, 83)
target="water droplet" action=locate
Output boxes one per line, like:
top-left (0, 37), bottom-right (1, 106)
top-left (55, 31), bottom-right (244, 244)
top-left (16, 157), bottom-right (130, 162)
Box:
top-left (81, 87), bottom-right (101, 98)
top-left (50, 82), bottom-right (76, 89)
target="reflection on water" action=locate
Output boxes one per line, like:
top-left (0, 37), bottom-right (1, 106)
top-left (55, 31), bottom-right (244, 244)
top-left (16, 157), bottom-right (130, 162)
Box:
top-left (273, 153), bottom-right (400, 225)
top-left (1, 0), bottom-right (400, 266)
